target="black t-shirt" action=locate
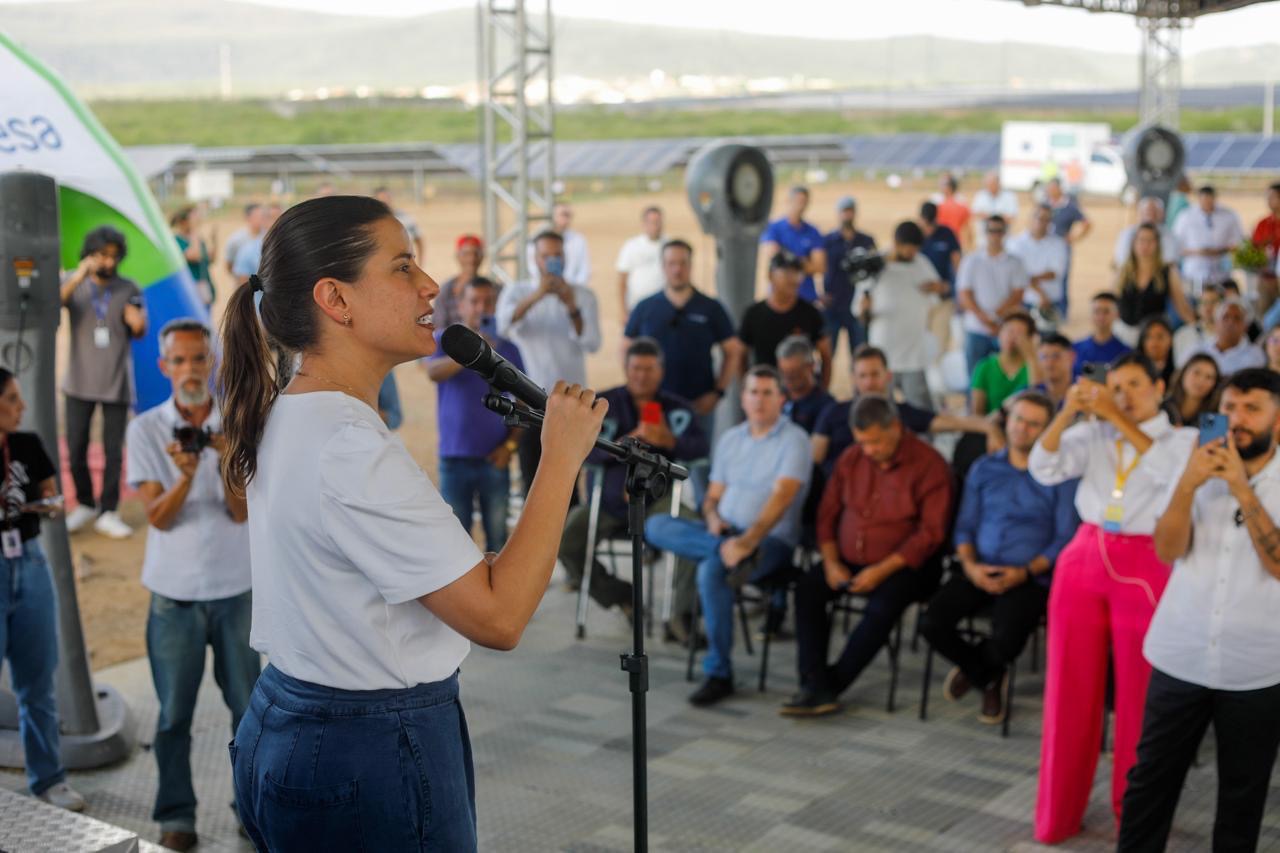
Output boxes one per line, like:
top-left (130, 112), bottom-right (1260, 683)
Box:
top-left (739, 299), bottom-right (825, 367)
top-left (2, 432), bottom-right (56, 542)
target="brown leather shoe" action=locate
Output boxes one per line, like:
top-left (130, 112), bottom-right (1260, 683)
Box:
top-left (979, 671), bottom-right (1009, 725)
top-left (942, 666), bottom-right (971, 702)
top-left (159, 830), bottom-right (198, 851)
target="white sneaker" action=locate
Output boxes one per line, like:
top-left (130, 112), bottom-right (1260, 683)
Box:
top-left (93, 511), bottom-right (133, 540)
top-left (65, 505), bottom-right (97, 534)
top-left (37, 781), bottom-right (86, 812)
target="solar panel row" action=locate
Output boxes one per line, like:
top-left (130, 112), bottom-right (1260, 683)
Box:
top-left (132, 132), bottom-right (1280, 183)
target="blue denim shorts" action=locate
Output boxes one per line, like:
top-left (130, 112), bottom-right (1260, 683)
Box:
top-left (231, 664), bottom-right (476, 852)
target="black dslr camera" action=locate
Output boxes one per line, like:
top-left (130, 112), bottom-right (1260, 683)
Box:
top-left (173, 425), bottom-right (214, 454)
top-left (839, 246), bottom-right (886, 282)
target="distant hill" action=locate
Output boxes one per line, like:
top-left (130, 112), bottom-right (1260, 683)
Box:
top-left (2, 0), bottom-right (1276, 99)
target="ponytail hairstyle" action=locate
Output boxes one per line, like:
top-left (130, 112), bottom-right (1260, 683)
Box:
top-left (218, 195), bottom-right (394, 495)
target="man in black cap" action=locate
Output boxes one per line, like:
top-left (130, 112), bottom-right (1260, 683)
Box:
top-left (739, 252), bottom-right (832, 390)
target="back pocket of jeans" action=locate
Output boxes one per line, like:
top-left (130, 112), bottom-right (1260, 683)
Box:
top-left (261, 773), bottom-right (362, 852)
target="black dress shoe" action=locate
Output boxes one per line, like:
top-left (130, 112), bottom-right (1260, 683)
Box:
top-left (689, 677), bottom-right (734, 707)
top-left (778, 687), bottom-right (840, 717)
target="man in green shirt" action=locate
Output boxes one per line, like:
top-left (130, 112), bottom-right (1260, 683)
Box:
top-left (970, 312), bottom-right (1041, 416)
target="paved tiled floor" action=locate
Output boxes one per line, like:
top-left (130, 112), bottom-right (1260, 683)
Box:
top-left (3, 566), bottom-right (1278, 851)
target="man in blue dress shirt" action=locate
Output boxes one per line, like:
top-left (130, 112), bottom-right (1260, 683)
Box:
top-left (919, 391), bottom-right (1079, 724)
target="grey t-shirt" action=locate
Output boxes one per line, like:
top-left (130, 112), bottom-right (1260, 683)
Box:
top-left (63, 275), bottom-right (141, 404)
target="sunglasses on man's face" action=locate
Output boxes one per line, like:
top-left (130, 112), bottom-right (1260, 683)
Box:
top-left (987, 228), bottom-right (1006, 236)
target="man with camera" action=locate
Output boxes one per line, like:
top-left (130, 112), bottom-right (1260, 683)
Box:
top-left (854, 221), bottom-right (946, 410)
top-left (125, 320), bottom-right (259, 852)
top-left (59, 225), bottom-right (148, 539)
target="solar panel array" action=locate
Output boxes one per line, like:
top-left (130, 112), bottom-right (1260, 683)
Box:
top-left (129, 132), bottom-right (1280, 184)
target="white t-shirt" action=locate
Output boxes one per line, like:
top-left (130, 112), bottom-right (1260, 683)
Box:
top-left (855, 255), bottom-right (939, 372)
top-left (616, 234), bottom-right (665, 310)
top-left (248, 392), bottom-right (482, 690)
top-left (127, 398), bottom-right (251, 602)
top-left (956, 251), bottom-right (1029, 335)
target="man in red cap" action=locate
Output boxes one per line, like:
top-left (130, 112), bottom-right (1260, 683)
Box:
top-left (435, 235), bottom-right (488, 329)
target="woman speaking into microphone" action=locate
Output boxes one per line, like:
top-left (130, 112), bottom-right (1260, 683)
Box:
top-left (219, 195), bottom-right (606, 851)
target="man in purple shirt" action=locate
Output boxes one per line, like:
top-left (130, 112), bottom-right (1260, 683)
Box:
top-left (425, 277), bottom-right (523, 550)
top-left (761, 186), bottom-right (827, 303)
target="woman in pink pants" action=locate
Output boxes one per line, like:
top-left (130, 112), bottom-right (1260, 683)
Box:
top-left (1028, 353), bottom-right (1197, 844)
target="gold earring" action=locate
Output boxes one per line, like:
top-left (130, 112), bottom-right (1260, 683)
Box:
top-left (342, 314), bottom-right (351, 325)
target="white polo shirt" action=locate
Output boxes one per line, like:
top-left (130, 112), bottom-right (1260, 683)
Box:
top-left (248, 392), bottom-right (483, 690)
top-left (1146, 449), bottom-right (1280, 690)
top-left (126, 399), bottom-right (251, 602)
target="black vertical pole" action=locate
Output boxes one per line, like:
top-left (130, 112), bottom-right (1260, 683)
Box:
top-left (621, 475), bottom-right (650, 852)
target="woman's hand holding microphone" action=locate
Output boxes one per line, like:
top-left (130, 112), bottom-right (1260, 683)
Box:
top-left (540, 381), bottom-right (609, 471)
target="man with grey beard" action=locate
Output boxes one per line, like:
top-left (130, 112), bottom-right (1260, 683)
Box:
top-left (125, 319), bottom-right (259, 852)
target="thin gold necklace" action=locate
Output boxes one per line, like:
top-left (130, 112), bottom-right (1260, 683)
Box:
top-left (294, 370), bottom-right (358, 396)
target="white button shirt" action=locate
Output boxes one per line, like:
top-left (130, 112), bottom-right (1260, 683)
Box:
top-left (526, 229), bottom-right (592, 289)
top-left (1007, 231), bottom-right (1069, 307)
top-left (1173, 205), bottom-right (1244, 288)
top-left (1029, 411), bottom-right (1196, 535)
top-left (496, 280), bottom-right (602, 391)
top-left (1145, 449), bottom-right (1280, 690)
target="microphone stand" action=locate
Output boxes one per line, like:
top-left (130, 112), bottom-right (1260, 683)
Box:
top-left (484, 393), bottom-right (687, 853)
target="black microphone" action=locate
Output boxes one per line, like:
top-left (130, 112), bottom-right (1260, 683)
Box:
top-left (440, 323), bottom-right (548, 411)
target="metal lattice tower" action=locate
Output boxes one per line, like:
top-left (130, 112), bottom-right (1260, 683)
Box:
top-left (1138, 15), bottom-right (1183, 128)
top-left (478, 0), bottom-right (555, 285)
top-left (1011, 1), bottom-right (1273, 130)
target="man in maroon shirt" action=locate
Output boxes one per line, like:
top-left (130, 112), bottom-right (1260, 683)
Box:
top-left (781, 394), bottom-right (954, 716)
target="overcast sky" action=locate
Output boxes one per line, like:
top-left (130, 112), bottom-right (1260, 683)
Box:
top-left (3, 0), bottom-right (1277, 54)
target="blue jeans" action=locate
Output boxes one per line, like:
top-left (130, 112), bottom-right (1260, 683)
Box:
top-left (439, 456), bottom-right (510, 551)
top-left (232, 664), bottom-right (476, 852)
top-left (964, 331), bottom-right (999, 376)
top-left (147, 590), bottom-right (260, 832)
top-left (645, 516), bottom-right (795, 680)
top-left (824, 303), bottom-right (864, 360)
top-left (0, 540), bottom-right (63, 795)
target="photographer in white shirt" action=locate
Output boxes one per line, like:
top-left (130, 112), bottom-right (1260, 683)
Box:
top-left (126, 319), bottom-right (258, 850)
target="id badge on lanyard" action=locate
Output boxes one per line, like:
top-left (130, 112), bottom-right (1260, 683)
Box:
top-left (1103, 439), bottom-right (1143, 534)
top-left (0, 439), bottom-right (20, 559)
top-left (92, 286), bottom-right (112, 349)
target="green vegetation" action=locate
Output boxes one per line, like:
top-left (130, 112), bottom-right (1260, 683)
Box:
top-left (90, 98), bottom-right (1269, 148)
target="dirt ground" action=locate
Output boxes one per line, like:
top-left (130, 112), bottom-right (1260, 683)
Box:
top-left (70, 178), bottom-right (1266, 670)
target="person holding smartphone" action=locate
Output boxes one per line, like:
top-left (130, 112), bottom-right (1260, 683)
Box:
top-left (557, 337), bottom-right (708, 624)
top-left (1028, 352), bottom-right (1196, 844)
top-left (1120, 369), bottom-right (1280, 851)
top-left (497, 230), bottom-right (602, 496)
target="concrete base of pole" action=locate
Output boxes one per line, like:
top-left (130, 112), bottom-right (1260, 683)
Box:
top-left (0, 684), bottom-right (134, 771)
